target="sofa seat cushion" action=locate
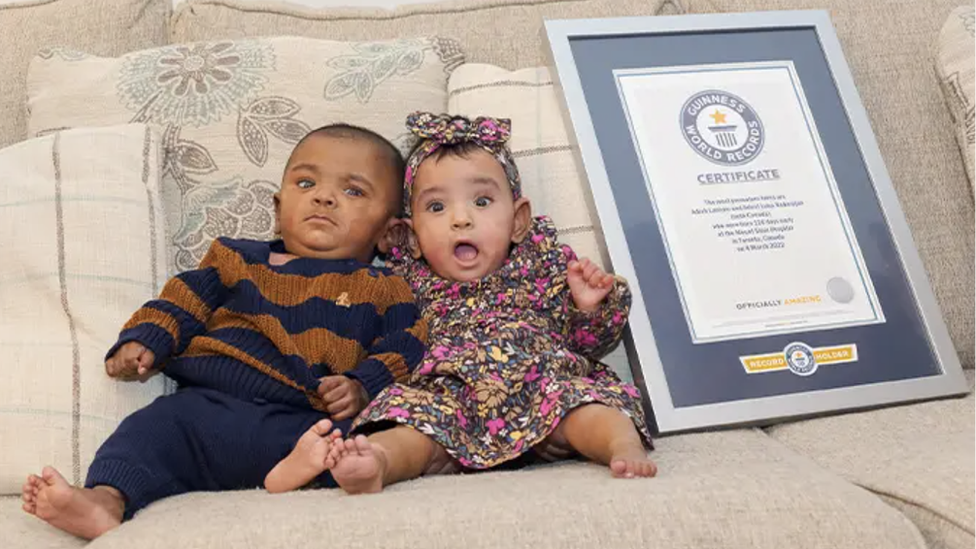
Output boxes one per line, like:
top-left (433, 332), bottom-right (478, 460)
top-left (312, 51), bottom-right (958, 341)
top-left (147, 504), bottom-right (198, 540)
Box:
top-left (9, 429), bottom-right (917, 549)
top-left (0, 496), bottom-right (85, 549)
top-left (767, 371), bottom-right (975, 549)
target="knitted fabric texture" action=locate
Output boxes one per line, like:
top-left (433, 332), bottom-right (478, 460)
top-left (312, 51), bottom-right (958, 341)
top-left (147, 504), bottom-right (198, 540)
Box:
top-left (107, 238), bottom-right (428, 407)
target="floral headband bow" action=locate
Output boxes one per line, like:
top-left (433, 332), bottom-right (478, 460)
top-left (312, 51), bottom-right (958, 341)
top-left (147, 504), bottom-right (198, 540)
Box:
top-left (402, 111), bottom-right (522, 216)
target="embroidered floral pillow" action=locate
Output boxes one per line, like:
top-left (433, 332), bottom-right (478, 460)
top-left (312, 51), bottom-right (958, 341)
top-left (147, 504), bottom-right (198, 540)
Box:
top-left (28, 37), bottom-right (464, 274)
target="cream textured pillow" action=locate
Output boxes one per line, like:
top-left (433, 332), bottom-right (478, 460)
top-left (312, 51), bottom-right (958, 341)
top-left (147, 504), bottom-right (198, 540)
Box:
top-left (28, 36), bottom-right (464, 274)
top-left (936, 5), bottom-right (975, 194)
top-left (0, 124), bottom-right (170, 494)
top-left (448, 64), bottom-right (609, 270)
top-left (0, 0), bottom-right (170, 149)
top-left (447, 64), bottom-right (633, 381)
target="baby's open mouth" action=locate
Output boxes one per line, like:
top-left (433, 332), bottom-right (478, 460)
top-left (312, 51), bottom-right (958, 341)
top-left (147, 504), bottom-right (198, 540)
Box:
top-left (454, 242), bottom-right (479, 262)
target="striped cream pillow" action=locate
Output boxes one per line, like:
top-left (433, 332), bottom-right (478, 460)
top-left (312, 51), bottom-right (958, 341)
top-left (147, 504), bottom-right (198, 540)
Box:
top-left (0, 124), bottom-right (170, 494)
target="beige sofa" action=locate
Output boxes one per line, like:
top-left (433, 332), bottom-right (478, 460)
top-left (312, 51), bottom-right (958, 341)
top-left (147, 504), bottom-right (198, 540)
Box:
top-left (1, 0), bottom-right (972, 548)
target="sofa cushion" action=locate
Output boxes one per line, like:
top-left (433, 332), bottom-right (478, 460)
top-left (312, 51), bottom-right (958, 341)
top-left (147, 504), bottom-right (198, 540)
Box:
top-left (936, 5), bottom-right (975, 195)
top-left (27, 36), bottom-right (462, 275)
top-left (684, 1), bottom-right (975, 372)
top-left (767, 371), bottom-right (975, 549)
top-left (0, 124), bottom-right (170, 495)
top-left (0, 0), bottom-right (169, 149)
top-left (13, 430), bottom-right (918, 549)
top-left (170, 0), bottom-right (680, 69)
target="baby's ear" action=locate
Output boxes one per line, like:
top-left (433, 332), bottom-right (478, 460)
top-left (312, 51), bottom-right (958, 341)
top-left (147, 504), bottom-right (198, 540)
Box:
top-left (404, 219), bottom-right (424, 259)
top-left (510, 197), bottom-right (533, 244)
top-left (379, 218), bottom-right (423, 260)
top-left (378, 218), bottom-right (408, 254)
top-left (273, 192), bottom-right (282, 236)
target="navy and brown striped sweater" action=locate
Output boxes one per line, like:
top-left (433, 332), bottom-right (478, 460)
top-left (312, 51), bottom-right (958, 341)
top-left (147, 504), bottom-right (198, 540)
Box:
top-left (107, 238), bottom-right (428, 411)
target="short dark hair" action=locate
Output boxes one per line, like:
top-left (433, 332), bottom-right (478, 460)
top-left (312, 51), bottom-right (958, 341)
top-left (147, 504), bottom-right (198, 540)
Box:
top-left (291, 123), bottom-right (406, 214)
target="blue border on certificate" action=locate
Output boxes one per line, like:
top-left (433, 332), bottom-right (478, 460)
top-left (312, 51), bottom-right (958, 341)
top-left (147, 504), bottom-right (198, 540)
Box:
top-left (614, 62), bottom-right (882, 343)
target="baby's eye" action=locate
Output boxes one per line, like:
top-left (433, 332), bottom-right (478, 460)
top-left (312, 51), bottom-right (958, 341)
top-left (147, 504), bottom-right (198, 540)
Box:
top-left (344, 186), bottom-right (364, 197)
top-left (426, 201), bottom-right (445, 213)
top-left (296, 179), bottom-right (315, 190)
top-left (474, 196), bottom-right (493, 208)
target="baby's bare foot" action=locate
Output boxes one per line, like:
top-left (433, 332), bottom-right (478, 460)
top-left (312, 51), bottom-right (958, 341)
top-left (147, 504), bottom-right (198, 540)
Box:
top-left (21, 467), bottom-right (123, 540)
top-left (331, 435), bottom-right (385, 494)
top-left (265, 419), bottom-right (341, 493)
top-left (609, 443), bottom-right (657, 479)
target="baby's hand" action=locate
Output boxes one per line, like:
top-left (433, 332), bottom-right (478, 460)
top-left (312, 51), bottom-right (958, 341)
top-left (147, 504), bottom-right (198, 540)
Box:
top-left (318, 376), bottom-right (368, 421)
top-left (567, 258), bottom-right (614, 313)
top-left (105, 342), bottom-right (155, 379)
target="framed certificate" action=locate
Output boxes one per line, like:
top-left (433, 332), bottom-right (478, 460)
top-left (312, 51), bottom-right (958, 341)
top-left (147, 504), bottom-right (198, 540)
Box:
top-left (544, 11), bottom-right (969, 433)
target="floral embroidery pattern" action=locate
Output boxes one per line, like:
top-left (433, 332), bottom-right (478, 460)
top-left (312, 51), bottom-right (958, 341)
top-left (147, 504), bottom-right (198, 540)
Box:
top-left (430, 37), bottom-right (465, 73)
top-left (118, 41), bottom-right (275, 127)
top-left (961, 9), bottom-right (975, 36)
top-left (175, 178), bottom-right (277, 270)
top-left (159, 125), bottom-right (276, 272)
top-left (237, 96), bottom-right (312, 167)
top-left (36, 48), bottom-right (89, 62)
top-left (324, 39), bottom-right (437, 103)
top-left (353, 217), bottom-right (651, 469)
top-left (941, 72), bottom-right (976, 145)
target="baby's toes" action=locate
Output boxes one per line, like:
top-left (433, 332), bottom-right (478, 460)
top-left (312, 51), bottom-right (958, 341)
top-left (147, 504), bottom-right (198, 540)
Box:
top-left (331, 441), bottom-right (347, 461)
top-left (324, 448), bottom-right (340, 469)
top-left (637, 459), bottom-right (657, 478)
top-left (26, 475), bottom-right (42, 495)
top-left (609, 459), bottom-right (629, 478)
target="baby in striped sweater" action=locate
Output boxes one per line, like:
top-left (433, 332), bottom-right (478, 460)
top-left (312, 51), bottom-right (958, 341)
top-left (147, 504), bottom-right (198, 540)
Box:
top-left (21, 124), bottom-right (427, 540)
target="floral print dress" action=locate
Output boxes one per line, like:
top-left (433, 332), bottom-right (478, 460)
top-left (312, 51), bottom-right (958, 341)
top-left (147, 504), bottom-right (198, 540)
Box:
top-left (352, 217), bottom-right (652, 469)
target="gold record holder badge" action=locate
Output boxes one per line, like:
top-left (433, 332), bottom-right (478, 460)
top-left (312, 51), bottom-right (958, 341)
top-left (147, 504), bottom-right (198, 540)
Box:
top-left (740, 342), bottom-right (859, 376)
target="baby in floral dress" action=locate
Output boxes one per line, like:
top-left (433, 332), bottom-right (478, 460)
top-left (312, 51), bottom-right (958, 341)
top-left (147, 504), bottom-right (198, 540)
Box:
top-left (327, 112), bottom-right (655, 494)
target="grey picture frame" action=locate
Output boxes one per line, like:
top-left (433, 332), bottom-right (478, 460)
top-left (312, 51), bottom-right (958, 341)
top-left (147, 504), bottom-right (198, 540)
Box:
top-left (544, 10), bottom-right (969, 433)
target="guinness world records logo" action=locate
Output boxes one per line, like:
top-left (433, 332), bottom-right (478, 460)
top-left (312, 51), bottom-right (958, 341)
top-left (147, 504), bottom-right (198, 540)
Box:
top-left (784, 342), bottom-right (818, 376)
top-left (681, 89), bottom-right (765, 166)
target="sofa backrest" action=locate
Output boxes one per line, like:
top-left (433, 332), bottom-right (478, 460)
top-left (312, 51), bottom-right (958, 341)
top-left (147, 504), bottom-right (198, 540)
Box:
top-left (171, 0), bottom-right (682, 68)
top-left (0, 0), bottom-right (170, 148)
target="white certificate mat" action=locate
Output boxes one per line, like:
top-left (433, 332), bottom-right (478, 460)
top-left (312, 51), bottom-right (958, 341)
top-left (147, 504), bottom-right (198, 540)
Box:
top-left (615, 61), bottom-right (884, 344)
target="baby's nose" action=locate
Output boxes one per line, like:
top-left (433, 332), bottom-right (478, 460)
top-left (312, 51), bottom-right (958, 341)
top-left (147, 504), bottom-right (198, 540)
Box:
top-left (313, 193), bottom-right (337, 207)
